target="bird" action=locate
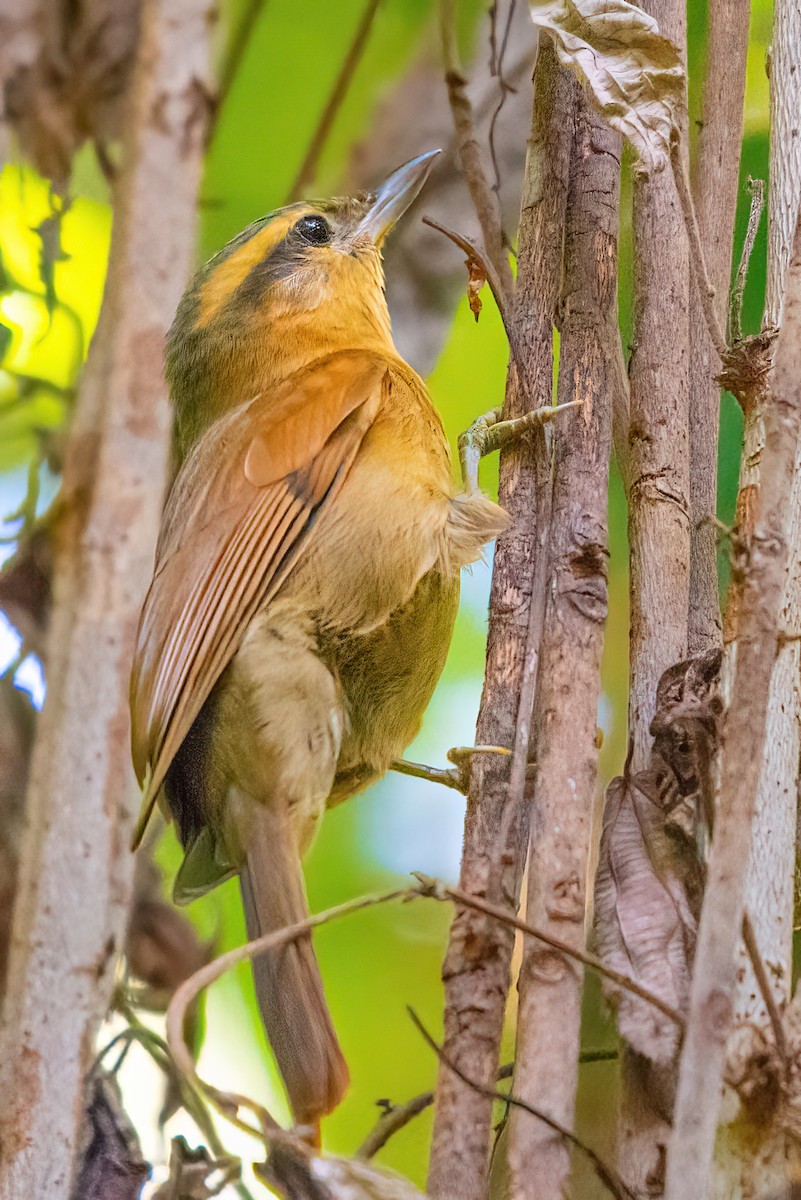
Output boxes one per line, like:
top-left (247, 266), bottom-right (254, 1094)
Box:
top-left (129, 150), bottom-right (507, 1130)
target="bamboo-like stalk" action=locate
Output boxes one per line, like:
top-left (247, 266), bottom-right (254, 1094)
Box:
top-left (664, 210), bottom-right (801, 1200)
top-left (687, 0), bottom-right (750, 653)
top-left (621, 0), bottom-right (690, 1188)
top-left (0, 2), bottom-right (212, 1196)
top-left (505, 91), bottom-right (620, 1200)
top-left (627, 0), bottom-right (690, 771)
top-left (427, 42), bottom-right (575, 1200)
top-left (729, 0), bottom-right (801, 1026)
top-left (713, 2), bottom-right (801, 1192)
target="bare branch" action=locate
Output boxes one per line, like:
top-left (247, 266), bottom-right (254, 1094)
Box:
top-left (410, 1010), bottom-right (636, 1200)
top-left (670, 136), bottom-right (727, 360)
top-left (685, 0), bottom-right (749, 659)
top-left (0, 3), bottom-right (213, 1196)
top-left (212, 0), bottom-right (267, 135)
top-left (741, 910), bottom-right (788, 1070)
top-left (285, 0), bottom-right (381, 202)
top-left (729, 179), bottom-right (766, 344)
top-left (427, 45), bottom-right (575, 1200)
top-left (167, 886), bottom-right (421, 1085)
top-left (622, 0), bottom-right (691, 1185)
top-left (428, 878), bottom-right (686, 1030)
top-left (439, 0), bottom-right (515, 302)
top-left (507, 90), bottom-right (620, 1200)
top-left (664, 212), bottom-right (801, 1200)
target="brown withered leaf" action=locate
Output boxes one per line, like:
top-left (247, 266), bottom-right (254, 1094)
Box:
top-left (71, 1072), bottom-right (150, 1200)
top-left (152, 1138), bottom-right (239, 1200)
top-left (594, 771), bottom-right (697, 1064)
top-left (529, 0), bottom-right (685, 175)
top-left (649, 648), bottom-right (722, 855)
top-left (263, 1142), bottom-right (428, 1200)
top-left (466, 257), bottom-right (486, 322)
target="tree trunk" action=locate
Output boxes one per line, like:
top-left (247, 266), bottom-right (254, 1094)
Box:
top-left (664, 209), bottom-right (801, 1200)
top-left (0, 2), bottom-right (211, 1196)
top-left (506, 88), bottom-right (620, 1200)
top-left (621, 0), bottom-right (690, 1189)
top-left (687, 0), bottom-right (750, 654)
top-left (427, 41), bottom-right (574, 1200)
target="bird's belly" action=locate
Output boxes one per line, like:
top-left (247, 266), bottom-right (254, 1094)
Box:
top-left (324, 566), bottom-right (460, 804)
top-left (282, 419), bottom-right (454, 637)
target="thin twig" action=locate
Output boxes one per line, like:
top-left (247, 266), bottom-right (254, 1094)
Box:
top-left (418, 875), bottom-right (686, 1029)
top-left (670, 135), bottom-right (728, 359)
top-left (212, 0), bottom-right (270, 140)
top-left (729, 178), bottom-right (766, 343)
top-left (440, 0), bottom-right (515, 302)
top-left (356, 1049), bottom-right (616, 1161)
top-left (741, 909), bottom-right (788, 1070)
top-left (167, 875), bottom-right (681, 1103)
top-left (422, 215), bottom-right (511, 331)
top-left (487, 0), bottom-right (518, 199)
top-left (409, 1010), bottom-right (636, 1200)
top-left (285, 0), bottom-right (381, 202)
top-left (167, 886), bottom-right (421, 1083)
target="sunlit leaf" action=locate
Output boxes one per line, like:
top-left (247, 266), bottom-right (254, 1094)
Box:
top-left (529, 0), bottom-right (685, 174)
top-left (0, 292), bottom-right (82, 389)
top-left (0, 385), bottom-right (66, 472)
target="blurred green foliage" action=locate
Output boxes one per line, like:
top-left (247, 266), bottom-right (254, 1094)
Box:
top-left (0, 0), bottom-right (773, 1193)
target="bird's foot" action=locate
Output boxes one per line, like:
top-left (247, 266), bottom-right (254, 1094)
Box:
top-left (390, 745), bottom-right (512, 795)
top-left (458, 401), bottom-right (582, 494)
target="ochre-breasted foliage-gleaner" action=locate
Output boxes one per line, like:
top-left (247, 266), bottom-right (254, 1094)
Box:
top-left (129, 152), bottom-right (506, 1130)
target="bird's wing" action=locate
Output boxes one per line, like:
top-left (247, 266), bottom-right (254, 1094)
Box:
top-left (130, 351), bottom-right (387, 848)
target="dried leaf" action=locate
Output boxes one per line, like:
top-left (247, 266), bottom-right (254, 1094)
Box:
top-left (649, 648), bottom-right (722, 858)
top-left (152, 1138), bottom-right (239, 1200)
top-left (594, 772), bottom-right (696, 1064)
top-left (71, 1073), bottom-right (150, 1200)
top-left (529, 0), bottom-right (685, 174)
top-left (264, 1143), bottom-right (428, 1200)
top-left (466, 257), bottom-right (486, 322)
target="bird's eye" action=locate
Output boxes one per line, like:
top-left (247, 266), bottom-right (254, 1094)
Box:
top-left (295, 215), bottom-right (331, 246)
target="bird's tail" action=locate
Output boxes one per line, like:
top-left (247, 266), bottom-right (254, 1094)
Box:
top-left (238, 804), bottom-right (349, 1126)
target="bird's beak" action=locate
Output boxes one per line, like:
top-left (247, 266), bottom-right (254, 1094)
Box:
top-left (356, 150), bottom-right (441, 245)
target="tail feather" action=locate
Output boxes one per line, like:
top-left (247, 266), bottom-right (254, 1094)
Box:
top-left (239, 809), bottom-right (349, 1125)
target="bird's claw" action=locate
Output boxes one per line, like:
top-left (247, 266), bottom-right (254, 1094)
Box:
top-left (391, 745), bottom-right (512, 794)
top-left (458, 401), bottom-right (582, 494)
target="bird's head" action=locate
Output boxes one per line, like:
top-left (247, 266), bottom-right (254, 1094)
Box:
top-left (167, 151), bottom-right (439, 458)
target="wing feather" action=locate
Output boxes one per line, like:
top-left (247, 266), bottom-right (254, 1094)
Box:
top-left (131, 353), bottom-right (386, 847)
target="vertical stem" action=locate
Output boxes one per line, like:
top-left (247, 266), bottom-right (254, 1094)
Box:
top-left (664, 212), bottom-right (801, 1200)
top-left (623, 0), bottom-right (690, 1189)
top-left (427, 43), bottom-right (574, 1200)
top-left (732, 0), bottom-right (801, 1029)
top-left (714, 4), bottom-right (801, 1193)
top-left (0, 3), bottom-right (211, 1197)
top-left (687, 0), bottom-right (750, 654)
top-left (506, 92), bottom-right (620, 1200)
top-left (627, 0), bottom-right (690, 772)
